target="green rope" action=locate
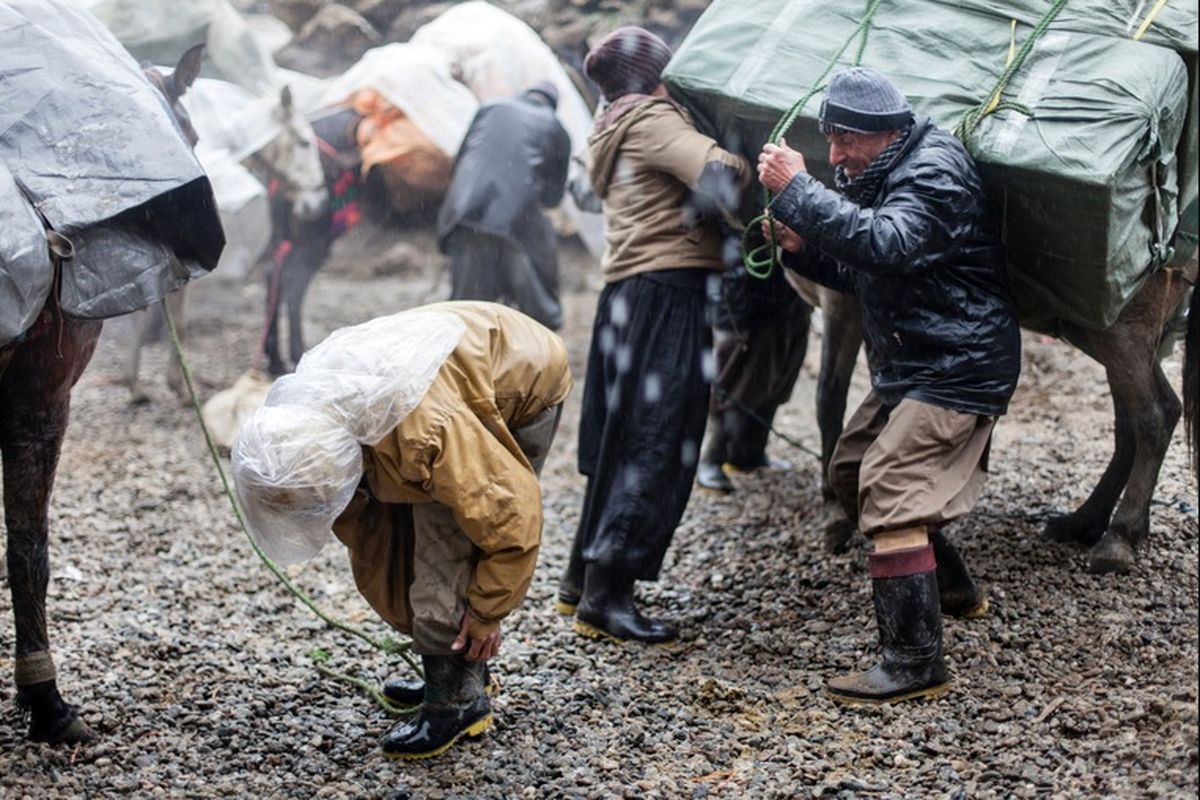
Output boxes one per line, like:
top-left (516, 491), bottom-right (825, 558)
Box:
top-left (953, 0), bottom-right (1068, 150)
top-left (309, 649), bottom-right (416, 716)
top-left (161, 300), bottom-right (422, 682)
top-left (743, 0), bottom-right (885, 279)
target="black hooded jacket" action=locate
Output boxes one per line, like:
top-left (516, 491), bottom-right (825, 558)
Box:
top-left (437, 92), bottom-right (571, 271)
top-left (773, 118), bottom-right (1021, 416)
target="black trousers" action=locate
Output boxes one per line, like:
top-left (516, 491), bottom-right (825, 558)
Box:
top-left (702, 295), bottom-right (811, 468)
top-left (575, 268), bottom-right (714, 580)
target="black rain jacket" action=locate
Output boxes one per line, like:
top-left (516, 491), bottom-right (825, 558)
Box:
top-left (774, 117), bottom-right (1020, 416)
top-left (437, 93), bottom-right (571, 276)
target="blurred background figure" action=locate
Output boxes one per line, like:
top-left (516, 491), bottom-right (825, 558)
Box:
top-left (436, 82), bottom-right (571, 330)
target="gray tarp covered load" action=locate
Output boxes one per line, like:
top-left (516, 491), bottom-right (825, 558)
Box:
top-left (664, 0), bottom-right (1195, 331)
top-left (0, 0), bottom-right (223, 345)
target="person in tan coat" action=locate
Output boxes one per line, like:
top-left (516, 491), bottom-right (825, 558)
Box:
top-left (233, 301), bottom-right (570, 759)
top-left (555, 27), bottom-right (750, 643)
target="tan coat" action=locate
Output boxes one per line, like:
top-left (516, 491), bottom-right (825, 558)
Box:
top-left (588, 96), bottom-right (750, 284)
top-left (332, 302), bottom-right (571, 638)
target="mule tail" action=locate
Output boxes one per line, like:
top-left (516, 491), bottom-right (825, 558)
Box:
top-left (1185, 283), bottom-right (1199, 483)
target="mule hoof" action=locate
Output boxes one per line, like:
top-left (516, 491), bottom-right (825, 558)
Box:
top-left (1086, 532), bottom-right (1136, 575)
top-left (1043, 514), bottom-right (1104, 546)
top-left (823, 518), bottom-right (855, 555)
top-left (127, 389), bottom-right (151, 406)
top-left (33, 714), bottom-right (95, 745)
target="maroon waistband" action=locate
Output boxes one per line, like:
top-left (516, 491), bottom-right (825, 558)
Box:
top-left (869, 544), bottom-right (935, 579)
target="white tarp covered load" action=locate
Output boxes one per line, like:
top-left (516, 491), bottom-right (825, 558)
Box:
top-left (72, 0), bottom-right (283, 96)
top-left (318, 42), bottom-right (480, 158)
top-left (0, 0), bottom-right (222, 336)
top-left (411, 1), bottom-right (604, 259)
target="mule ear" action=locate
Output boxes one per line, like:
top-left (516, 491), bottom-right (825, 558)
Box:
top-left (280, 84), bottom-right (294, 113)
top-left (172, 44), bottom-right (205, 99)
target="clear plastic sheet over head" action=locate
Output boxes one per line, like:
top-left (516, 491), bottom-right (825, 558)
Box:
top-left (234, 309), bottom-right (467, 563)
top-left (233, 404), bottom-right (363, 566)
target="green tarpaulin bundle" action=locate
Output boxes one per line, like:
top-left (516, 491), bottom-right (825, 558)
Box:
top-left (664, 0), bottom-right (1196, 331)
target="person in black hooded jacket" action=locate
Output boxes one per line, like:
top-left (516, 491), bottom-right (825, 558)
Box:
top-left (758, 67), bottom-right (1021, 705)
top-left (437, 82), bottom-right (571, 330)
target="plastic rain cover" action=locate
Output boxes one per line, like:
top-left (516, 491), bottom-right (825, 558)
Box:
top-left (233, 309), bottom-right (467, 564)
top-left (0, 0), bottom-right (223, 336)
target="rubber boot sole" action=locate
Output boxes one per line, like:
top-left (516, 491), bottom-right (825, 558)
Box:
top-left (553, 598), bottom-right (578, 616)
top-left (825, 680), bottom-right (952, 706)
top-left (572, 619), bottom-right (678, 648)
top-left (382, 713), bottom-right (494, 761)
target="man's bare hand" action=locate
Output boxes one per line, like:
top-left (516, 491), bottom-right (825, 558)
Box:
top-left (761, 216), bottom-right (806, 253)
top-left (757, 139), bottom-right (808, 193)
top-left (452, 612), bottom-right (501, 662)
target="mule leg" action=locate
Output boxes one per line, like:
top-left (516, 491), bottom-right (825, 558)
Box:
top-left (262, 259), bottom-right (289, 377)
top-left (163, 289), bottom-right (189, 402)
top-left (1060, 271), bottom-right (1187, 574)
top-left (283, 240), bottom-right (329, 370)
top-left (815, 287), bottom-right (863, 553)
top-left (1, 318), bottom-right (101, 744)
top-left (124, 306), bottom-right (159, 405)
top-left (1042, 389), bottom-right (1135, 546)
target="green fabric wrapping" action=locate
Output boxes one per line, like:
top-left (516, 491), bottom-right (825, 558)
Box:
top-left (664, 0), bottom-right (1193, 331)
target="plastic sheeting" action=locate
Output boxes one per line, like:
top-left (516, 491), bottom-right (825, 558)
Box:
top-left (411, 1), bottom-right (605, 259)
top-left (0, 0), bottom-right (222, 332)
top-left (234, 309), bottom-right (466, 565)
top-left (0, 163), bottom-right (54, 347)
top-left (665, 0), bottom-right (1193, 331)
top-left (72, 0), bottom-right (283, 96)
top-left (319, 42), bottom-right (480, 159)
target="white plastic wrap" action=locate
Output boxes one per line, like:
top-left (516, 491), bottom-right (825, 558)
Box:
top-left (233, 404), bottom-right (363, 565)
top-left (232, 308), bottom-right (467, 563)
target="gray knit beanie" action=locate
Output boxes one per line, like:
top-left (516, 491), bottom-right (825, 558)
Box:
top-left (819, 67), bottom-right (913, 134)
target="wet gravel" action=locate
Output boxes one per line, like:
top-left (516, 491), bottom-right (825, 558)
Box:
top-left (1, 221), bottom-right (1197, 798)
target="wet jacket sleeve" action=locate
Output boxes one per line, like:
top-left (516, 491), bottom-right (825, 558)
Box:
top-left (780, 246), bottom-right (856, 295)
top-left (634, 105), bottom-right (750, 196)
top-left (769, 155), bottom-right (966, 278)
top-left (420, 406), bottom-right (542, 638)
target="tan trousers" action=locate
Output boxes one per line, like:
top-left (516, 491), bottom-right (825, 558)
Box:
top-left (828, 391), bottom-right (994, 537)
top-left (409, 404), bottom-right (561, 654)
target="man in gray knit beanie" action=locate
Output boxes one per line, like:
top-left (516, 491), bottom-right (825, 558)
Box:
top-left (757, 68), bottom-right (1021, 707)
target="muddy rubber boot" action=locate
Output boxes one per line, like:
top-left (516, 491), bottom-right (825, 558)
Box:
top-left (930, 530), bottom-right (988, 618)
top-left (383, 664), bottom-right (498, 707)
top-left (574, 564), bottom-right (677, 644)
top-left (695, 461), bottom-right (734, 493)
top-left (380, 655), bottom-right (493, 760)
top-left (827, 547), bottom-right (950, 705)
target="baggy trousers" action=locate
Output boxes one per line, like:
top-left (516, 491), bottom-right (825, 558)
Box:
top-left (409, 404), bottom-right (562, 655)
top-left (828, 390), bottom-right (995, 537)
top-left (574, 269), bottom-right (714, 580)
top-left (445, 228), bottom-right (563, 330)
top-left (702, 296), bottom-right (812, 468)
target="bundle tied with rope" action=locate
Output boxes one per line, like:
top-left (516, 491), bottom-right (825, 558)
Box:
top-left (663, 0), bottom-right (1195, 333)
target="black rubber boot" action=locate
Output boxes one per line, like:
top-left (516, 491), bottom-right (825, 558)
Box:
top-left (826, 566), bottom-right (950, 705)
top-left (555, 526), bottom-right (588, 615)
top-left (380, 655), bottom-right (493, 759)
top-left (695, 461), bottom-right (735, 493)
top-left (382, 663), bottom-right (498, 707)
top-left (573, 564), bottom-right (677, 644)
top-left (931, 530), bottom-right (988, 618)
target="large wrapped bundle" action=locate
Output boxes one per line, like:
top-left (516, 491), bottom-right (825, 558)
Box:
top-left (664, 0), bottom-right (1195, 330)
top-left (0, 0), bottom-right (223, 340)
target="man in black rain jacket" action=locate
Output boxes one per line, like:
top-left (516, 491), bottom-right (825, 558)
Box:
top-left (437, 82), bottom-right (571, 330)
top-left (758, 67), bottom-right (1021, 705)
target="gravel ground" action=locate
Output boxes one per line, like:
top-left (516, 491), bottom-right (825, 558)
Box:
top-left (1, 217), bottom-right (1197, 798)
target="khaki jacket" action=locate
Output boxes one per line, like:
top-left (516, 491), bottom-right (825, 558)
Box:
top-left (332, 302), bottom-right (571, 638)
top-left (588, 96), bottom-right (749, 284)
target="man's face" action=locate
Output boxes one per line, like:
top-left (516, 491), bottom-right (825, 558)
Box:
top-left (826, 130), bottom-right (899, 178)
